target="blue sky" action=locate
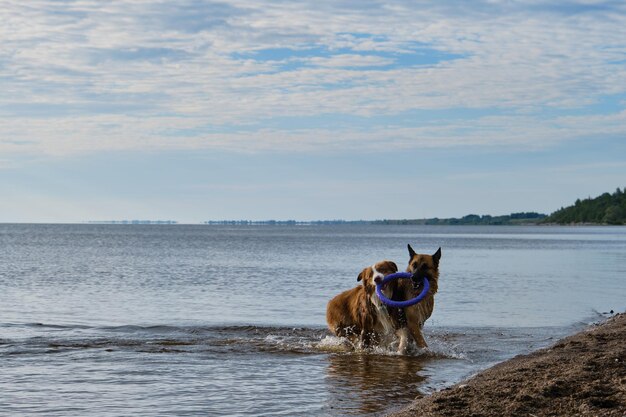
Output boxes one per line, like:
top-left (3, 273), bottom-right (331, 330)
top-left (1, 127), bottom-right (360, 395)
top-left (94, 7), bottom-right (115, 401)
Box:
top-left (1, 0), bottom-right (625, 222)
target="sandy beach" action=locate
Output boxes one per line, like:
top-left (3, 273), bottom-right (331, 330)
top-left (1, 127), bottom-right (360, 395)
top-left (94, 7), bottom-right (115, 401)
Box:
top-left (389, 313), bottom-right (625, 417)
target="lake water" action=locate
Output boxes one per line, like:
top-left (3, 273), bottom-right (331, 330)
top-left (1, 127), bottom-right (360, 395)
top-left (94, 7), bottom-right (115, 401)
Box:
top-left (1, 224), bottom-right (624, 416)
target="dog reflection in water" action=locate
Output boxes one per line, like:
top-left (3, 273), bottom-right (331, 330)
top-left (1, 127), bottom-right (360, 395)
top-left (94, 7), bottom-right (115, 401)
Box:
top-left (324, 353), bottom-right (427, 415)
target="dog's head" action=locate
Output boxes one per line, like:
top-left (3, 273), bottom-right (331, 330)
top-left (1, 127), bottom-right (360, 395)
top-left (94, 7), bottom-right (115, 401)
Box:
top-left (357, 260), bottom-right (398, 296)
top-left (406, 245), bottom-right (441, 283)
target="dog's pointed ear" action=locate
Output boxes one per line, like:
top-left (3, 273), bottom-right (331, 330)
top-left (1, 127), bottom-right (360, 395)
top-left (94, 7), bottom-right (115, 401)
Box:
top-left (408, 244), bottom-right (416, 259)
top-left (357, 271), bottom-right (363, 282)
top-left (433, 247), bottom-right (442, 266)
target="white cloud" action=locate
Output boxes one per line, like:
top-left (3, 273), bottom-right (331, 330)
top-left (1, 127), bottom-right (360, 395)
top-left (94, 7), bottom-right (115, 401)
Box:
top-left (1, 108), bottom-right (624, 155)
top-left (0, 0), bottom-right (625, 155)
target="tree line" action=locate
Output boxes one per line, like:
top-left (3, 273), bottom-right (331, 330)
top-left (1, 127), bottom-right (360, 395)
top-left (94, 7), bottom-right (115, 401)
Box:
top-left (543, 187), bottom-right (626, 225)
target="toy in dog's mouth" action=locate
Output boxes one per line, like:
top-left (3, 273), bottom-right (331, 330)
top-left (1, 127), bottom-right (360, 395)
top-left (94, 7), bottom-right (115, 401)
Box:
top-left (409, 271), bottom-right (431, 291)
top-left (375, 272), bottom-right (430, 308)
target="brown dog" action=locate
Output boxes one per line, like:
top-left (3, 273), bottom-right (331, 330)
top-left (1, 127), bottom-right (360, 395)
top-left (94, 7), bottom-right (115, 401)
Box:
top-left (326, 260), bottom-right (398, 348)
top-left (392, 245), bottom-right (441, 349)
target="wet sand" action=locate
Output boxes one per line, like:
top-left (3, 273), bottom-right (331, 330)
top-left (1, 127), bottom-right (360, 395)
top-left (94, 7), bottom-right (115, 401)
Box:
top-left (388, 313), bottom-right (625, 417)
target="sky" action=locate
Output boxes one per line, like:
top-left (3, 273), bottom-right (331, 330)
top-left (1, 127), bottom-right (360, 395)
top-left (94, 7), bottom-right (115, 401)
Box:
top-left (1, 0), bottom-right (625, 223)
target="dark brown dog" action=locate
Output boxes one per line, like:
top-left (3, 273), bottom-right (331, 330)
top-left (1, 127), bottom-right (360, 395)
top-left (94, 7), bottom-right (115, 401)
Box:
top-left (391, 245), bottom-right (441, 349)
top-left (326, 260), bottom-right (398, 348)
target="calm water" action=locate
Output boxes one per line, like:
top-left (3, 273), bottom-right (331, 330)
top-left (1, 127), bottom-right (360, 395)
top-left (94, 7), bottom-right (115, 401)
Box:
top-left (1, 224), bottom-right (624, 416)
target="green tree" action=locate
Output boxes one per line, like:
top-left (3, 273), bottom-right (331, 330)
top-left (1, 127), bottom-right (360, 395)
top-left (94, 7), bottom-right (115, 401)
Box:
top-left (544, 187), bottom-right (626, 224)
top-left (603, 205), bottom-right (623, 225)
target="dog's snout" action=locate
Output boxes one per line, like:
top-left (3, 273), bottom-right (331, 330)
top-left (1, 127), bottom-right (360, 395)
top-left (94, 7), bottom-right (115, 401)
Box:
top-left (374, 276), bottom-right (382, 284)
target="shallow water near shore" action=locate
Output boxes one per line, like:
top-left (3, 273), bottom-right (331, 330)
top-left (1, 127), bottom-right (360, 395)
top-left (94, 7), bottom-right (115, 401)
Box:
top-left (1, 224), bottom-right (624, 416)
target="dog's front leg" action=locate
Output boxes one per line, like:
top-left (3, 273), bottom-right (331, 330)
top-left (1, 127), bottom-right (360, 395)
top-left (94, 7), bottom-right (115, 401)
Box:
top-left (396, 328), bottom-right (410, 354)
top-left (407, 320), bottom-right (428, 348)
top-left (359, 329), bottom-right (372, 349)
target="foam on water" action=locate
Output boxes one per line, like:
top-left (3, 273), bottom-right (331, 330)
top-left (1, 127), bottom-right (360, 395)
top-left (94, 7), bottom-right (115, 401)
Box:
top-left (0, 321), bottom-right (482, 359)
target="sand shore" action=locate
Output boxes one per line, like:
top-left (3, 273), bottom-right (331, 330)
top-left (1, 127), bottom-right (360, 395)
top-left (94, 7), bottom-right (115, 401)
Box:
top-left (388, 313), bottom-right (625, 417)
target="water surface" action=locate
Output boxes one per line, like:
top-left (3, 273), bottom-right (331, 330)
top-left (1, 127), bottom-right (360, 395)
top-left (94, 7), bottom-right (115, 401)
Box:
top-left (1, 224), bottom-right (624, 415)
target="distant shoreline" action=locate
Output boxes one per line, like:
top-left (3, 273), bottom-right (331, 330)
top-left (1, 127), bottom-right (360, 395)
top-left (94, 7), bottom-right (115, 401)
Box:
top-left (201, 212), bottom-right (548, 226)
top-left (81, 188), bottom-right (625, 226)
top-left (2, 221), bottom-right (625, 226)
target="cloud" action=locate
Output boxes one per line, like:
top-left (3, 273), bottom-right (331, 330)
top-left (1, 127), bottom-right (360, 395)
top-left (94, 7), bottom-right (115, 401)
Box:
top-left (2, 108), bottom-right (625, 156)
top-left (0, 0), bottom-right (625, 155)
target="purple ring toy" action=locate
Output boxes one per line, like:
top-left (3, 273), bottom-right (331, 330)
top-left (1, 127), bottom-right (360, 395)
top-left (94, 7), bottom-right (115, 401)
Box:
top-left (375, 272), bottom-right (430, 308)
